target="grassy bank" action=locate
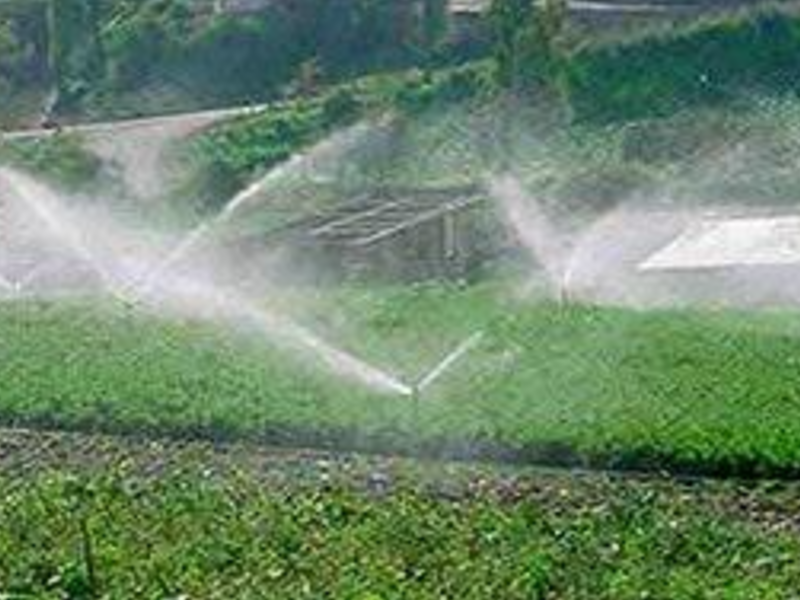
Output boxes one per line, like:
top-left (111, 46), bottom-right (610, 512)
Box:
top-left (194, 8), bottom-right (800, 181)
top-left (4, 286), bottom-right (800, 478)
top-left (7, 9), bottom-right (797, 218)
top-left (1, 439), bottom-right (800, 599)
top-left (183, 64), bottom-right (490, 213)
top-left (180, 9), bottom-right (800, 230)
top-left (0, 134), bottom-right (103, 192)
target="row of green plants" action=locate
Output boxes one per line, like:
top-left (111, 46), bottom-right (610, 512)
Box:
top-left (5, 287), bottom-right (800, 478)
top-left (1, 467), bottom-right (798, 598)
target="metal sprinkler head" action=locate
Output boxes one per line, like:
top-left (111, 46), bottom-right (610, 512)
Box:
top-left (559, 283), bottom-right (571, 306)
top-left (410, 382), bottom-right (422, 402)
top-left (558, 259), bottom-right (578, 307)
top-left (106, 282), bottom-right (143, 311)
top-left (118, 295), bottom-right (138, 311)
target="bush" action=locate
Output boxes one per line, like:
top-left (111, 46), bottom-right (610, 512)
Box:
top-left (175, 11), bottom-right (300, 100)
top-left (392, 63), bottom-right (494, 114)
top-left (105, 10), bottom-right (172, 89)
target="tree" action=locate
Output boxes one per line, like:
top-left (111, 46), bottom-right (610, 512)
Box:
top-left (181, 8), bottom-right (300, 100)
top-left (489, 0), bottom-right (568, 94)
top-left (528, 0), bottom-right (568, 92)
top-left (48, 0), bottom-right (105, 111)
top-left (0, 22), bottom-right (23, 83)
top-left (489, 0), bottom-right (535, 90)
top-left (284, 0), bottom-right (416, 74)
top-left (0, 1), bottom-right (49, 86)
top-left (104, 0), bottom-right (190, 90)
top-left (422, 0), bottom-right (448, 55)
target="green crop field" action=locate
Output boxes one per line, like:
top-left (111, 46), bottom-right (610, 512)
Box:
top-left (4, 283), bottom-right (800, 478)
top-left (2, 430), bottom-right (800, 599)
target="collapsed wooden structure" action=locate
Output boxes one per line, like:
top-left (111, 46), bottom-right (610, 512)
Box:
top-left (236, 185), bottom-right (498, 282)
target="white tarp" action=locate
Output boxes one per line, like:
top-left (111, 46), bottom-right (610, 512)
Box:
top-left (640, 215), bottom-right (800, 271)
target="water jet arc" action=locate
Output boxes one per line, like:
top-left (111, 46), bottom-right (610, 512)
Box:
top-left (136, 121), bottom-right (377, 298)
top-left (416, 332), bottom-right (485, 394)
top-left (0, 168), bottom-right (129, 302)
top-left (489, 175), bottom-right (574, 298)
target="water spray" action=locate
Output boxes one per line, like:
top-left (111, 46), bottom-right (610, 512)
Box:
top-left (14, 262), bottom-right (52, 291)
top-left (415, 332), bottom-right (485, 394)
top-left (133, 121), bottom-right (379, 300)
top-left (131, 166), bottom-right (303, 301)
top-left (0, 274), bottom-right (15, 293)
top-left (0, 169), bottom-right (133, 304)
top-left (559, 258), bottom-right (578, 305)
top-left (407, 332), bottom-right (485, 420)
top-left (0, 275), bottom-right (23, 299)
top-left (489, 174), bottom-right (576, 303)
top-left (132, 220), bottom-right (217, 301)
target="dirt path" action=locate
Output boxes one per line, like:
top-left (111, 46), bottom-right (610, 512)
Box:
top-left (2, 103), bottom-right (265, 142)
top-left (3, 104), bottom-right (267, 201)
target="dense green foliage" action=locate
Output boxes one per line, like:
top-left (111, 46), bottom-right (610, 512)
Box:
top-left (48, 0), bottom-right (105, 112)
top-left (485, 6), bottom-right (800, 120)
top-left (489, 0), bottom-right (537, 89)
top-left (489, 0), bottom-right (568, 93)
top-left (190, 86), bottom-right (368, 207)
top-left (185, 63), bottom-right (492, 211)
top-left (422, 0), bottom-right (449, 60)
top-left (1, 464), bottom-right (799, 598)
top-left (5, 288), bottom-right (800, 477)
top-left (0, 133), bottom-right (102, 191)
top-left (455, 8), bottom-right (800, 122)
top-left (183, 8), bottom-right (800, 213)
top-left (567, 11), bottom-right (800, 122)
top-left (0, 1), bottom-right (48, 89)
top-left (0, 0), bottom-right (467, 123)
top-left (4, 0), bottom-right (800, 128)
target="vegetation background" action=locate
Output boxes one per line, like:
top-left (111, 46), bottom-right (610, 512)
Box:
top-left (4, 2), bottom-right (800, 597)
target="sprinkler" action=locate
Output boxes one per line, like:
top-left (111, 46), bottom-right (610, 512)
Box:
top-left (558, 256), bottom-right (579, 306)
top-left (0, 273), bottom-right (25, 299)
top-left (410, 383), bottom-right (422, 426)
top-left (0, 275), bottom-right (14, 293)
top-left (115, 293), bottom-right (139, 311)
top-left (558, 282), bottom-right (572, 305)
